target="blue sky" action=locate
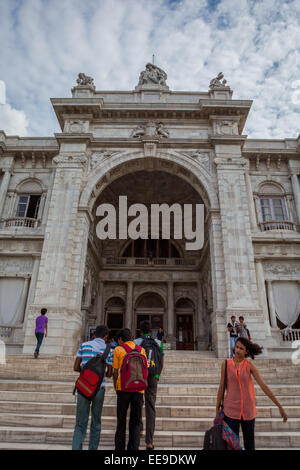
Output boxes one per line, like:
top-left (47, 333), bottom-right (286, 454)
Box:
top-left (0, 0), bottom-right (299, 139)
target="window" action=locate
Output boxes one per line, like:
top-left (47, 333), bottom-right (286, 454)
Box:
top-left (16, 195), bottom-right (41, 219)
top-left (121, 238), bottom-right (181, 258)
top-left (260, 198), bottom-right (286, 221)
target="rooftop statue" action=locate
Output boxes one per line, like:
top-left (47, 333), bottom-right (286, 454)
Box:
top-left (209, 72), bottom-right (228, 89)
top-left (76, 73), bottom-right (95, 87)
top-left (138, 63), bottom-right (168, 87)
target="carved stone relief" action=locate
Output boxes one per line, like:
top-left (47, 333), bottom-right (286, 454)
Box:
top-left (0, 256), bottom-right (33, 274)
top-left (64, 120), bottom-right (90, 134)
top-left (131, 121), bottom-right (169, 140)
top-left (263, 261), bottom-right (300, 276)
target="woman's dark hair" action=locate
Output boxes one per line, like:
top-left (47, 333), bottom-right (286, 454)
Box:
top-left (235, 337), bottom-right (263, 359)
top-left (115, 328), bottom-right (133, 343)
top-left (41, 308), bottom-right (47, 315)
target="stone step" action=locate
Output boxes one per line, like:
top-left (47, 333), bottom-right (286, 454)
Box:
top-left (0, 412), bottom-right (298, 432)
top-left (0, 426), bottom-right (299, 448)
top-left (1, 393), bottom-right (300, 408)
top-left (2, 355), bottom-right (297, 368)
top-left (1, 401), bottom-right (299, 418)
top-left (0, 441), bottom-right (298, 451)
top-left (0, 381), bottom-right (299, 397)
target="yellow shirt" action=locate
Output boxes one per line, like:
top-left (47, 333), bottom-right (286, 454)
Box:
top-left (113, 341), bottom-right (148, 394)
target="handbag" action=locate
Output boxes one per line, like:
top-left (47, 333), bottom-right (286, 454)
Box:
top-left (203, 360), bottom-right (227, 450)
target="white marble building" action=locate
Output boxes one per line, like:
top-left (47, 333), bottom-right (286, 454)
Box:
top-left (0, 65), bottom-right (299, 358)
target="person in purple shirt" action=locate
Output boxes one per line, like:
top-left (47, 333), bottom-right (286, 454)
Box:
top-left (34, 308), bottom-right (48, 358)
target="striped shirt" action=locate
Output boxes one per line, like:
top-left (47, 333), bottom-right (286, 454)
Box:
top-left (76, 338), bottom-right (113, 388)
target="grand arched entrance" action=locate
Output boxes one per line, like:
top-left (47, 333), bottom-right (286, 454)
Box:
top-left (80, 160), bottom-right (215, 351)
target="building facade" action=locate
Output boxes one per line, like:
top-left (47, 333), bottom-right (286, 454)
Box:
top-left (0, 65), bottom-right (300, 358)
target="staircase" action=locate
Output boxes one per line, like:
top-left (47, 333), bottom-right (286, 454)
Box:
top-left (0, 351), bottom-right (299, 450)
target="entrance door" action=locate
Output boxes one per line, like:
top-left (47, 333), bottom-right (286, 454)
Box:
top-left (105, 297), bottom-right (125, 340)
top-left (176, 314), bottom-right (194, 350)
top-left (107, 313), bottom-right (123, 340)
top-left (136, 314), bottom-right (163, 339)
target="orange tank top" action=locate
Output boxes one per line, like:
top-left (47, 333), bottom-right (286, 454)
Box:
top-left (223, 358), bottom-right (257, 420)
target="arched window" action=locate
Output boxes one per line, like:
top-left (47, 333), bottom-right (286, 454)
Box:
top-left (259, 183), bottom-right (287, 222)
top-left (15, 180), bottom-right (42, 220)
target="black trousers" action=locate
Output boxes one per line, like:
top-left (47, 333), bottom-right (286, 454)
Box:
top-left (224, 414), bottom-right (255, 450)
top-left (115, 391), bottom-right (143, 450)
top-left (140, 376), bottom-right (158, 445)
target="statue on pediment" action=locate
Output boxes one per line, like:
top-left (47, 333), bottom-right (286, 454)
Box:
top-left (76, 73), bottom-right (95, 87)
top-left (209, 72), bottom-right (228, 89)
top-left (138, 63), bottom-right (168, 87)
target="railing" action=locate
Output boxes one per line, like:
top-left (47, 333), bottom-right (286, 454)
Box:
top-left (0, 327), bottom-right (13, 338)
top-left (0, 217), bottom-right (41, 229)
top-left (281, 329), bottom-right (300, 342)
top-left (103, 257), bottom-right (198, 266)
top-left (259, 220), bottom-right (296, 232)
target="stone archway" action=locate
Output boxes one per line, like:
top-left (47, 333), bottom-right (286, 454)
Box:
top-left (79, 152), bottom-right (223, 353)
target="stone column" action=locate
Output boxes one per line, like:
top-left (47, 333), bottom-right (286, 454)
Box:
top-left (22, 256), bottom-right (40, 331)
top-left (166, 281), bottom-right (176, 347)
top-left (196, 281), bottom-right (206, 350)
top-left (0, 169), bottom-right (12, 217)
top-left (244, 170), bottom-right (257, 230)
top-left (213, 147), bottom-right (267, 346)
top-left (266, 280), bottom-right (278, 328)
top-left (23, 153), bottom-right (89, 355)
top-left (96, 281), bottom-right (104, 325)
top-left (18, 277), bottom-right (30, 323)
top-left (291, 174), bottom-right (300, 225)
top-left (208, 211), bottom-right (228, 357)
top-left (41, 169), bottom-right (56, 227)
top-left (254, 260), bottom-right (271, 336)
top-left (125, 281), bottom-right (133, 331)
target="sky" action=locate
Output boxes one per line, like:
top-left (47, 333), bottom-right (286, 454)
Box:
top-left (0, 0), bottom-right (299, 139)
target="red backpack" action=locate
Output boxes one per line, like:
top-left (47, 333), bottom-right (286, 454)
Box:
top-left (120, 344), bottom-right (148, 392)
top-left (73, 344), bottom-right (110, 400)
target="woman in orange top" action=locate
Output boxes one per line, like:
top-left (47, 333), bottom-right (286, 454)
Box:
top-left (216, 337), bottom-right (288, 450)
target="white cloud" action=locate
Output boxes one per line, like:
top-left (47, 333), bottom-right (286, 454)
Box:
top-left (0, 80), bottom-right (29, 135)
top-left (0, 0), bottom-right (299, 138)
top-left (0, 104), bottom-right (29, 136)
top-left (0, 81), bottom-right (6, 105)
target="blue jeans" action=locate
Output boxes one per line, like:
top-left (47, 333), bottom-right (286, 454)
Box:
top-left (230, 336), bottom-right (238, 358)
top-left (72, 387), bottom-right (105, 450)
top-left (35, 332), bottom-right (44, 353)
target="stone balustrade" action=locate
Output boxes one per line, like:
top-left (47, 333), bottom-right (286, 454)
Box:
top-left (0, 217), bottom-right (41, 229)
top-left (102, 257), bottom-right (199, 267)
top-left (259, 220), bottom-right (297, 232)
top-left (281, 329), bottom-right (300, 342)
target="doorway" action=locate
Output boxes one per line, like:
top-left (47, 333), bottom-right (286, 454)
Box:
top-left (105, 297), bottom-right (125, 340)
top-left (135, 292), bottom-right (165, 339)
top-left (176, 298), bottom-right (195, 350)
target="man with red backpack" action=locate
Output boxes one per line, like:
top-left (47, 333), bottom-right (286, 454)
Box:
top-left (72, 325), bottom-right (113, 450)
top-left (113, 328), bottom-right (149, 450)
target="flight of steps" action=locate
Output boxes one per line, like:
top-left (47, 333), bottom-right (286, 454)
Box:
top-left (0, 351), bottom-right (299, 450)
